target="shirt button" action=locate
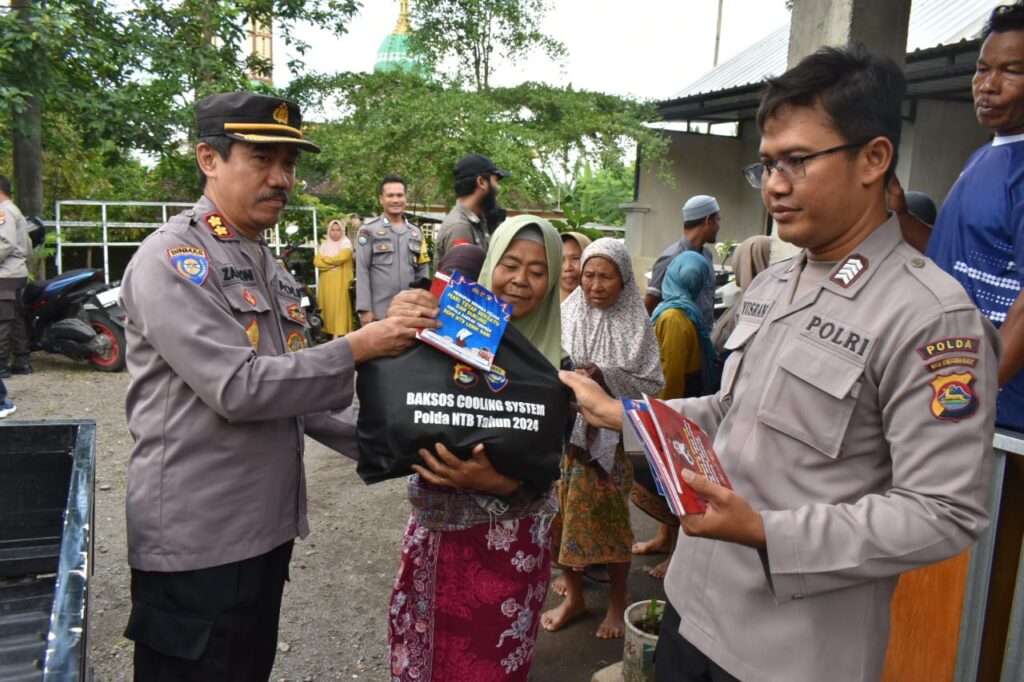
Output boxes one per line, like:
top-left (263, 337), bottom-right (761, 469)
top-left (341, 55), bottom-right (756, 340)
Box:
top-left (911, 258), bottom-right (925, 268)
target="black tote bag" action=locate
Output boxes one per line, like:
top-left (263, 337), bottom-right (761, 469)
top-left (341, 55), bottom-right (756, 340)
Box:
top-left (355, 324), bottom-right (570, 490)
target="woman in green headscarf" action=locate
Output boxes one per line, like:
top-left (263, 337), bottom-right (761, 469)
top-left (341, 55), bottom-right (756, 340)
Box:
top-left (386, 215), bottom-right (565, 682)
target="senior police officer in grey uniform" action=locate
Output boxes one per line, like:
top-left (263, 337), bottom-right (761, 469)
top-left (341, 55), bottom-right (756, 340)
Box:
top-left (0, 175), bottom-right (32, 377)
top-left (355, 174), bottom-right (429, 325)
top-left (563, 48), bottom-right (998, 682)
top-left (119, 93), bottom-right (437, 681)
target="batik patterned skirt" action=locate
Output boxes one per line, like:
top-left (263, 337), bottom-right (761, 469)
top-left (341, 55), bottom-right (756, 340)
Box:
top-left (387, 512), bottom-right (553, 681)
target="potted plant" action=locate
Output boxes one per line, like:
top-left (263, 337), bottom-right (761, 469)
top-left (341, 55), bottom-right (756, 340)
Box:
top-left (623, 598), bottom-right (664, 682)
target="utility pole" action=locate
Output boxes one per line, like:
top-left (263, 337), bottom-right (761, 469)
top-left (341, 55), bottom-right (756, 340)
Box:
top-left (713, 0), bottom-right (724, 67)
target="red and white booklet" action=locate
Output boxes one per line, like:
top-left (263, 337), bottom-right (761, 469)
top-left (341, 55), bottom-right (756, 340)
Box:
top-left (621, 395), bottom-right (731, 515)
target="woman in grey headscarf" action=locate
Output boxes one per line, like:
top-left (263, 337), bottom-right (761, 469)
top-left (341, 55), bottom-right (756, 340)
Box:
top-left (711, 235), bottom-right (771, 353)
top-left (542, 238), bottom-right (664, 639)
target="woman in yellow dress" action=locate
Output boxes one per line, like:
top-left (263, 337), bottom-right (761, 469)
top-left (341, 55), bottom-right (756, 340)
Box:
top-left (314, 217), bottom-right (355, 338)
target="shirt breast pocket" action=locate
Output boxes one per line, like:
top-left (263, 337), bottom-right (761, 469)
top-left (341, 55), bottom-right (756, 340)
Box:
top-left (373, 240), bottom-right (394, 265)
top-left (757, 338), bottom-right (864, 458)
top-left (223, 286), bottom-right (271, 315)
top-left (720, 320), bottom-right (760, 400)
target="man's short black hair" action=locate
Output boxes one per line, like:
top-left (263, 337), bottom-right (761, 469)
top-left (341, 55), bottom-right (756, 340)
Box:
top-left (983, 2), bottom-right (1024, 40)
top-left (379, 174), bottom-right (406, 195)
top-left (0, 175), bottom-right (11, 197)
top-left (197, 135), bottom-right (235, 189)
top-left (756, 46), bottom-right (905, 179)
top-left (454, 175), bottom-right (482, 198)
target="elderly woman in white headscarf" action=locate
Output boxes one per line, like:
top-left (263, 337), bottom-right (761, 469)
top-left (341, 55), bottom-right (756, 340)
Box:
top-left (542, 238), bottom-right (664, 639)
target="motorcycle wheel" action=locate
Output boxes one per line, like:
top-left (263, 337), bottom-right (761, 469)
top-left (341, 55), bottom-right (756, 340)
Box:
top-left (88, 313), bottom-right (127, 372)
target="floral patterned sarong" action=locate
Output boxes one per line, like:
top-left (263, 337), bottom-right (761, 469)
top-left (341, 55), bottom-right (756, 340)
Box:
top-left (388, 512), bottom-right (552, 681)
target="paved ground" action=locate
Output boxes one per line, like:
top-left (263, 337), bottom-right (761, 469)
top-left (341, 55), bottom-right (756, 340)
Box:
top-left (3, 353), bottom-right (667, 681)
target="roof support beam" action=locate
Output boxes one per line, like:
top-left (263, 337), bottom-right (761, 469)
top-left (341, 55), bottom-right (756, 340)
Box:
top-left (788, 0), bottom-right (912, 66)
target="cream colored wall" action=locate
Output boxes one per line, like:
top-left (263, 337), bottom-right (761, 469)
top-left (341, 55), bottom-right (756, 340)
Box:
top-left (896, 99), bottom-right (990, 208)
top-left (631, 127), bottom-right (768, 284)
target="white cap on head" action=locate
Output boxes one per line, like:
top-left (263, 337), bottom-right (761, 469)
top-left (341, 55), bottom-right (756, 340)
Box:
top-left (682, 195), bottom-right (720, 222)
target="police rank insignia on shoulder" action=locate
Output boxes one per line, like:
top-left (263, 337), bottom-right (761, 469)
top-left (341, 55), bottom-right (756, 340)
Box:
top-left (245, 320), bottom-right (260, 350)
top-left (929, 372), bottom-right (978, 422)
top-left (286, 331), bottom-right (306, 352)
top-left (167, 246), bottom-right (209, 286)
top-left (205, 213), bottom-right (234, 239)
top-left (286, 302), bottom-right (306, 325)
top-left (831, 254), bottom-right (868, 288)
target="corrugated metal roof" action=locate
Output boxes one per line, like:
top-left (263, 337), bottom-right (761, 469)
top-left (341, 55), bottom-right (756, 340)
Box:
top-left (673, 0), bottom-right (999, 99)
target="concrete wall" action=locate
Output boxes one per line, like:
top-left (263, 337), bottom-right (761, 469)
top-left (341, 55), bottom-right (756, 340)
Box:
top-left (896, 99), bottom-right (990, 210)
top-left (627, 127), bottom-right (767, 284)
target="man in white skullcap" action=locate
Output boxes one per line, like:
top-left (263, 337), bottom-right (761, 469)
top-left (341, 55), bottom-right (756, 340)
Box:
top-left (643, 194), bottom-right (721, 326)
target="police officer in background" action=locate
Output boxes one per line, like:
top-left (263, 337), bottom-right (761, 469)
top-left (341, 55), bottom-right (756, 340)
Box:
top-left (562, 48), bottom-right (997, 682)
top-left (355, 175), bottom-right (429, 325)
top-left (0, 175), bottom-right (32, 377)
top-left (119, 93), bottom-right (437, 681)
top-left (433, 153), bottom-right (511, 265)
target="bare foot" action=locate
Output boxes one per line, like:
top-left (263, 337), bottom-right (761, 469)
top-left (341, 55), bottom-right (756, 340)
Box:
top-left (647, 558), bottom-right (670, 579)
top-left (596, 611), bottom-right (626, 639)
top-left (551, 573), bottom-right (568, 597)
top-left (541, 599), bottom-right (586, 632)
top-left (632, 537), bottom-right (672, 556)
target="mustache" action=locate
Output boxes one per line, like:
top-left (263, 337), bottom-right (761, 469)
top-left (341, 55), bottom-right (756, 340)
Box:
top-left (256, 189), bottom-right (289, 203)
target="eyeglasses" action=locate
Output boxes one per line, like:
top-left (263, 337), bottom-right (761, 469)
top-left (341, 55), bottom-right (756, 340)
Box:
top-left (742, 140), bottom-right (869, 189)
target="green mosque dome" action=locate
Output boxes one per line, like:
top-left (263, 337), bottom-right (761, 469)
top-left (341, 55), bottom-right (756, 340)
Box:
top-left (374, 0), bottom-right (430, 76)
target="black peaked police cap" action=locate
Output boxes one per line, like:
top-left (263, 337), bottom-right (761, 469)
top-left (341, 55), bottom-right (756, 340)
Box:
top-left (355, 324), bottom-right (570, 490)
top-left (195, 92), bottom-right (321, 153)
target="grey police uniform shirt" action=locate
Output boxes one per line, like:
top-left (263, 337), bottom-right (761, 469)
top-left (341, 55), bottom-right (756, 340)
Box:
top-left (647, 237), bottom-right (716, 329)
top-left (121, 195), bottom-right (359, 573)
top-left (632, 216), bottom-right (998, 682)
top-left (0, 199), bottom-right (30, 280)
top-left (354, 215), bottom-right (428, 319)
top-left (434, 201), bottom-right (488, 266)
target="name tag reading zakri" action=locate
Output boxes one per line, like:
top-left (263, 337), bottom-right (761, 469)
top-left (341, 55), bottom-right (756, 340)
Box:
top-left (416, 270), bottom-right (511, 371)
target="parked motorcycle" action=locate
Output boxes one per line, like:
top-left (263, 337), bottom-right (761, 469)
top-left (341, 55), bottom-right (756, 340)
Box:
top-left (275, 225), bottom-right (323, 345)
top-left (21, 269), bottom-right (127, 372)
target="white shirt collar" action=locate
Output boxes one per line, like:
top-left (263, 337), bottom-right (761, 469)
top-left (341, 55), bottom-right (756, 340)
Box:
top-left (992, 132), bottom-right (1024, 146)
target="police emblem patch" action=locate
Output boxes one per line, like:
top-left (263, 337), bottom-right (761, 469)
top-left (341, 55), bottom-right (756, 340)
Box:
top-left (167, 246), bottom-right (209, 286)
top-left (483, 364), bottom-right (509, 393)
top-left (453, 363), bottom-right (478, 389)
top-left (929, 372), bottom-right (978, 422)
top-left (205, 213), bottom-right (234, 239)
top-left (245, 320), bottom-right (260, 350)
top-left (286, 331), bottom-right (306, 352)
top-left (273, 102), bottom-right (290, 125)
top-left (917, 337), bottom-right (979, 360)
top-left (358, 234), bottom-right (368, 245)
top-left (286, 302), bottom-right (306, 325)
top-left (243, 289), bottom-right (257, 307)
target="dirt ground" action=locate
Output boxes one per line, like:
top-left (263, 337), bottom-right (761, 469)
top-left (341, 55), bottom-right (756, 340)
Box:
top-left (3, 353), bottom-right (666, 682)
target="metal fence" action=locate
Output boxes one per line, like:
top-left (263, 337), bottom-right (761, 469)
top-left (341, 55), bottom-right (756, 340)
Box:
top-left (956, 428), bottom-right (1024, 682)
top-left (53, 200), bottom-right (323, 285)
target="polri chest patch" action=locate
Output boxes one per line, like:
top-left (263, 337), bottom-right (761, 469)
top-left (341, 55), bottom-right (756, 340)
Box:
top-left (800, 313), bottom-right (873, 359)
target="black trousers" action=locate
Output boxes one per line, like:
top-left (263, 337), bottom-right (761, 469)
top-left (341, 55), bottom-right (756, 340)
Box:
top-left (0, 277), bottom-right (29, 364)
top-left (655, 600), bottom-right (742, 682)
top-left (125, 540), bottom-right (294, 682)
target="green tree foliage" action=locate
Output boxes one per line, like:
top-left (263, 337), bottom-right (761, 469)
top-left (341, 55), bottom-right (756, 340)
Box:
top-left (408, 0), bottom-right (566, 92)
top-left (288, 70), bottom-right (666, 214)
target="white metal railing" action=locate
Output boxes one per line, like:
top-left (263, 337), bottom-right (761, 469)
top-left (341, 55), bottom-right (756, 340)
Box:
top-left (53, 200), bottom-right (322, 285)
